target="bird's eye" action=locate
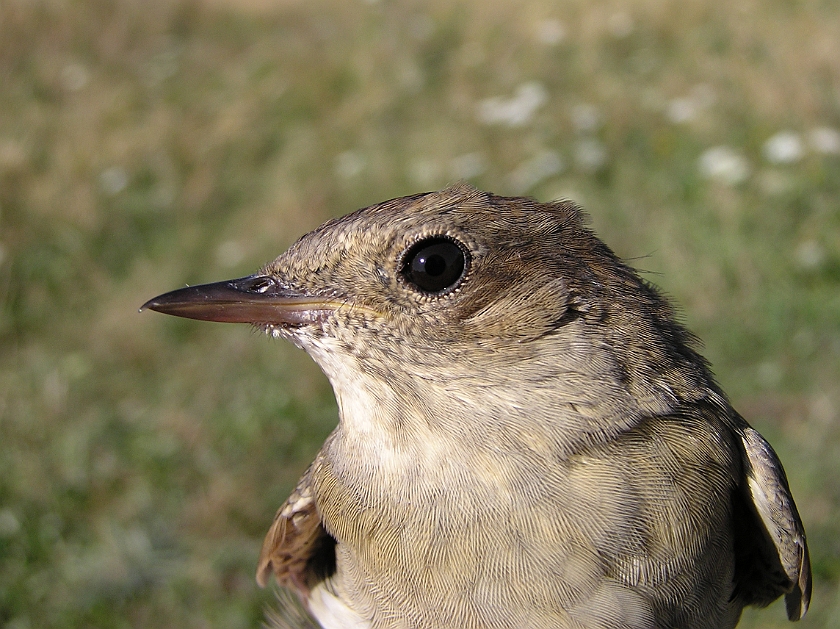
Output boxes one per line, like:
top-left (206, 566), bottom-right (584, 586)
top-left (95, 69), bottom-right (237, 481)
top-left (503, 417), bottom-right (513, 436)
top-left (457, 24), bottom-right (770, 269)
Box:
top-left (401, 238), bottom-right (468, 294)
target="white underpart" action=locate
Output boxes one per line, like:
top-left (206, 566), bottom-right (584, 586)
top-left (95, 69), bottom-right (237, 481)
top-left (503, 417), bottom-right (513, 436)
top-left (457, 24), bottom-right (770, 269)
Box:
top-left (301, 336), bottom-right (437, 476)
top-left (308, 581), bottom-right (371, 629)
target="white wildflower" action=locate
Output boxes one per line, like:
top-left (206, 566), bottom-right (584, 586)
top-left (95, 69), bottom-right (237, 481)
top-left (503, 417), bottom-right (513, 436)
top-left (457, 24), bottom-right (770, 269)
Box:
top-left (795, 240), bottom-right (825, 270)
top-left (508, 150), bottom-right (565, 193)
top-left (575, 139), bottom-right (608, 173)
top-left (61, 63), bottom-right (89, 91)
top-left (763, 131), bottom-right (804, 164)
top-left (536, 19), bottom-right (566, 46)
top-left (808, 127), bottom-right (840, 155)
top-left (571, 104), bottom-right (601, 133)
top-left (450, 153), bottom-right (487, 180)
top-left (99, 166), bottom-right (129, 195)
top-left (476, 82), bottom-right (548, 127)
top-left (698, 146), bottom-right (750, 185)
top-left (335, 151), bottom-right (365, 179)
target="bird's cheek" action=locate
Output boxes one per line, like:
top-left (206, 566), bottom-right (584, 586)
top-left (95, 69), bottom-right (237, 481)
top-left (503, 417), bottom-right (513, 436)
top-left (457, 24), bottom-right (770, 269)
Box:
top-left (462, 279), bottom-right (571, 341)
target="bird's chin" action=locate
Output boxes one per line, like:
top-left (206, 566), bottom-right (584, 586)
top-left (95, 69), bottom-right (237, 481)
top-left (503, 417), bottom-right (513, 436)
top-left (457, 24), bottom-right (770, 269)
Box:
top-left (262, 322), bottom-right (302, 340)
top-left (258, 313), bottom-right (328, 339)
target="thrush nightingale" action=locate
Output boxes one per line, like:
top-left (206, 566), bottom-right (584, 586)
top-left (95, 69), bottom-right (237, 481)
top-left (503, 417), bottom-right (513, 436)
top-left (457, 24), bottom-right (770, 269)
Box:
top-left (143, 184), bottom-right (810, 629)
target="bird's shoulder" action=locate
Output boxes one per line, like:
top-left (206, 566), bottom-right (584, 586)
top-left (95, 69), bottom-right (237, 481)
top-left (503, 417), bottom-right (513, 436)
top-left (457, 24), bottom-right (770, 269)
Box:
top-left (257, 462), bottom-right (337, 597)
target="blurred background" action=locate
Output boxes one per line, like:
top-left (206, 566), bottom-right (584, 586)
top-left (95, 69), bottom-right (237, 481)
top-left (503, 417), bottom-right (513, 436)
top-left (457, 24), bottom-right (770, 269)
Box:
top-left (1, 0), bottom-right (839, 627)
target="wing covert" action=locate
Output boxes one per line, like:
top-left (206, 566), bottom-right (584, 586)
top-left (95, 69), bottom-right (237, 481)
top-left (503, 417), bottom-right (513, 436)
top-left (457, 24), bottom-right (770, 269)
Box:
top-left (257, 465), bottom-right (337, 598)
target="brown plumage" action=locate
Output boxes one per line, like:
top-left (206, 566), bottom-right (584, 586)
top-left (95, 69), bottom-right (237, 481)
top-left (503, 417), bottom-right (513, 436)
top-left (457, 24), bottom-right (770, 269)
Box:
top-left (143, 184), bottom-right (810, 629)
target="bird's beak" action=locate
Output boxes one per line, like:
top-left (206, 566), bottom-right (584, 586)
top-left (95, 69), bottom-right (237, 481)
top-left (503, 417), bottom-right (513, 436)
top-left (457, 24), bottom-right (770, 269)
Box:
top-left (140, 275), bottom-right (335, 326)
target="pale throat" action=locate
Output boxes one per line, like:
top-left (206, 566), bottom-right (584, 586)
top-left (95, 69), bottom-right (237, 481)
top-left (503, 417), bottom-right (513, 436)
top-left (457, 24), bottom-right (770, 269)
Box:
top-left (299, 333), bottom-right (519, 494)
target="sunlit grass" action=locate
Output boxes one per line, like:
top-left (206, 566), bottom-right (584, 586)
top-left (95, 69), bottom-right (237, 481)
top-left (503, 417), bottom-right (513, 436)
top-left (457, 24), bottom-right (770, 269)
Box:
top-left (1, 1), bottom-right (839, 627)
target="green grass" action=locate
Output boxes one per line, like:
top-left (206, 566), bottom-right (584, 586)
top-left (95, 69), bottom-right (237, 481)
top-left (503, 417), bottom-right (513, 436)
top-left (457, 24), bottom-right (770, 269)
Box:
top-left (1, 1), bottom-right (839, 627)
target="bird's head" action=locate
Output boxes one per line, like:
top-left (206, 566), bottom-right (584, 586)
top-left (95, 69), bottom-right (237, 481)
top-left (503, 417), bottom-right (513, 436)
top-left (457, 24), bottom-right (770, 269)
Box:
top-left (143, 184), bottom-right (719, 452)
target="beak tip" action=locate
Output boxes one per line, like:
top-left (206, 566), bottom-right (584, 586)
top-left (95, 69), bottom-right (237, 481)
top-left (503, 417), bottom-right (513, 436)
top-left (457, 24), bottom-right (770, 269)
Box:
top-left (138, 298), bottom-right (160, 313)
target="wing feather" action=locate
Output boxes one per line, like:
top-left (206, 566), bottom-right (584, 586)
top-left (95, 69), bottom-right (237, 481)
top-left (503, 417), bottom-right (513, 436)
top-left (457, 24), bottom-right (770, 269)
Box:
top-left (257, 465), bottom-right (337, 599)
top-left (739, 426), bottom-right (811, 620)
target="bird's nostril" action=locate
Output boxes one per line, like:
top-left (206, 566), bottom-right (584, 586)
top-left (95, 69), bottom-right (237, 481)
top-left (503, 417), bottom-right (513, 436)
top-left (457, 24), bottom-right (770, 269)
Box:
top-left (239, 276), bottom-right (276, 294)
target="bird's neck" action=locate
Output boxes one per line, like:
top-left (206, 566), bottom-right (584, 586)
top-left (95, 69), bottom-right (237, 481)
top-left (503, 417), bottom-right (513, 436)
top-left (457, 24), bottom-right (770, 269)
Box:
top-left (301, 318), bottom-right (723, 500)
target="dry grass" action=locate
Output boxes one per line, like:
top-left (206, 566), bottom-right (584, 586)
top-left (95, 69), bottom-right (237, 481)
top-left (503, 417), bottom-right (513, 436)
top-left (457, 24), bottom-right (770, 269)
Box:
top-left (1, 0), bottom-right (839, 627)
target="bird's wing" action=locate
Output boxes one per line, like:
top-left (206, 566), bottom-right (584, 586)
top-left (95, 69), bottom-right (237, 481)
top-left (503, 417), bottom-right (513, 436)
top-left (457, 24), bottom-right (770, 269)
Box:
top-left (257, 464), bottom-right (337, 598)
top-left (737, 426), bottom-right (811, 620)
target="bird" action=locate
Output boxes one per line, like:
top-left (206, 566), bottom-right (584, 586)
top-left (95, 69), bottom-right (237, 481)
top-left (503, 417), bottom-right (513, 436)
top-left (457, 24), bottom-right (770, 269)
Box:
top-left (142, 184), bottom-right (811, 629)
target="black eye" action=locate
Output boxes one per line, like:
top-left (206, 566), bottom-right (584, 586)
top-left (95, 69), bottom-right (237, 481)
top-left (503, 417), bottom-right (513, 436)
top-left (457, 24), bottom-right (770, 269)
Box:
top-left (402, 238), bottom-right (468, 294)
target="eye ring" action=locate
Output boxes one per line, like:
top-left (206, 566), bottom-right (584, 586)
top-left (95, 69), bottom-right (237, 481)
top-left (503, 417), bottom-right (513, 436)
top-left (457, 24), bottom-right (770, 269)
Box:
top-left (400, 237), bottom-right (469, 295)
